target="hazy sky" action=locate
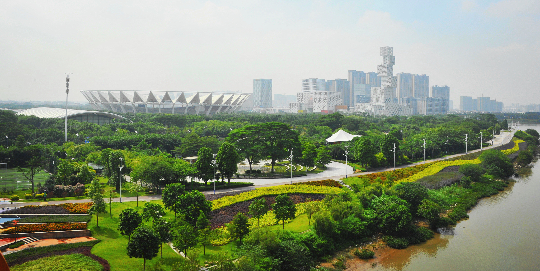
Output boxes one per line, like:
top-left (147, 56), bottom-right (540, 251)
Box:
top-left (1, 0), bottom-right (539, 107)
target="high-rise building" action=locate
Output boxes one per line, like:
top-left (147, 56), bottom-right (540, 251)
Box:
top-left (413, 74), bottom-right (429, 98)
top-left (431, 85), bottom-right (450, 100)
top-left (366, 72), bottom-right (380, 87)
top-left (328, 79), bottom-right (350, 107)
top-left (348, 70), bottom-right (366, 106)
top-left (396, 73), bottom-right (413, 101)
top-left (302, 78), bottom-right (326, 92)
top-left (253, 79), bottom-right (272, 108)
top-left (273, 94), bottom-right (296, 108)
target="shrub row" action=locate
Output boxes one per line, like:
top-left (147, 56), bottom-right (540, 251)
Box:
top-left (4, 240), bottom-right (100, 264)
top-left (501, 139), bottom-right (524, 155)
top-left (290, 179), bottom-right (343, 188)
top-left (3, 222), bottom-right (87, 233)
top-left (17, 215), bottom-right (91, 223)
top-left (211, 185), bottom-right (341, 210)
top-left (11, 203), bottom-right (92, 214)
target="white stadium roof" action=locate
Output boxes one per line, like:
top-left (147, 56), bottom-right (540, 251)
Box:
top-left (80, 90), bottom-right (251, 115)
top-left (17, 107), bottom-right (124, 124)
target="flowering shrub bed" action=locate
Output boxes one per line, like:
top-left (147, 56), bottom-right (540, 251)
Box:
top-left (290, 179), bottom-right (343, 188)
top-left (399, 159), bottom-right (481, 184)
top-left (3, 222), bottom-right (87, 233)
top-left (59, 203), bottom-right (93, 214)
top-left (211, 185), bottom-right (341, 211)
top-left (502, 139), bottom-right (524, 155)
top-left (354, 163), bottom-right (433, 184)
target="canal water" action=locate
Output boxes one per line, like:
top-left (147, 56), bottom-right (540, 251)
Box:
top-left (365, 126), bottom-right (540, 271)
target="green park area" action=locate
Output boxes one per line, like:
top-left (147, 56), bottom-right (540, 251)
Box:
top-left (1, 110), bottom-right (539, 270)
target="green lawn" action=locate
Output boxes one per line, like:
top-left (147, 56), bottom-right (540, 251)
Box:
top-left (0, 168), bottom-right (49, 195)
top-left (11, 254), bottom-right (103, 271)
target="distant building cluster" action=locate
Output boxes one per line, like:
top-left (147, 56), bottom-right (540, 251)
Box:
top-left (459, 96), bottom-right (503, 112)
top-left (277, 46), bottom-right (450, 116)
top-left (503, 103), bottom-right (540, 113)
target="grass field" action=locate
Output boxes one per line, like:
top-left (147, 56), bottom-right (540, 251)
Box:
top-left (0, 168), bottom-right (50, 191)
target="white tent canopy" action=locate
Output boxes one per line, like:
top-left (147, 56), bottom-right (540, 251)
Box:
top-left (326, 130), bottom-right (361, 143)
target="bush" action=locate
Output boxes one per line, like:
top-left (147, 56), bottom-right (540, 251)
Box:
top-left (459, 164), bottom-right (485, 183)
top-left (432, 216), bottom-right (454, 228)
top-left (406, 226), bottom-right (434, 245)
top-left (354, 248), bottom-right (375, 259)
top-left (479, 149), bottom-right (514, 179)
top-left (371, 195), bottom-right (412, 235)
top-left (383, 236), bottom-right (409, 249)
top-left (10, 195), bottom-right (19, 202)
top-left (394, 182), bottom-right (428, 214)
top-left (25, 193), bottom-right (33, 199)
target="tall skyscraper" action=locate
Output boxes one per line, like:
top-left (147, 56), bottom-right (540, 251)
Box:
top-left (328, 79), bottom-right (350, 107)
top-left (348, 70), bottom-right (366, 107)
top-left (253, 79), bottom-right (272, 108)
top-left (431, 85), bottom-right (450, 100)
top-left (396, 73), bottom-right (413, 101)
top-left (366, 72), bottom-right (380, 87)
top-left (413, 74), bottom-right (429, 98)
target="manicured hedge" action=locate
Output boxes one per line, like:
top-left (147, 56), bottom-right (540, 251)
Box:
top-left (3, 222), bottom-right (87, 233)
top-left (17, 215), bottom-right (91, 223)
top-left (4, 240), bottom-right (100, 264)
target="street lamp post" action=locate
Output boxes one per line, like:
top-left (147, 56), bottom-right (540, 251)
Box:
top-left (65, 74), bottom-right (71, 142)
top-left (119, 157), bottom-right (124, 203)
top-left (212, 154), bottom-right (217, 195)
top-left (289, 149), bottom-right (293, 184)
top-left (392, 143), bottom-right (396, 170)
top-left (344, 146), bottom-right (349, 178)
top-left (423, 139), bottom-right (426, 163)
top-left (480, 132), bottom-right (483, 150)
top-left (465, 134), bottom-right (468, 154)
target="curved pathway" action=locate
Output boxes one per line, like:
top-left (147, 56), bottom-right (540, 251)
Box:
top-left (6, 130), bottom-right (516, 208)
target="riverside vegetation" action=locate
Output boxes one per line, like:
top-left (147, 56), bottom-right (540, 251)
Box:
top-left (1, 110), bottom-right (537, 270)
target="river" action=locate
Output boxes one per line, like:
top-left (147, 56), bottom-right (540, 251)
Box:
top-left (358, 125), bottom-right (540, 271)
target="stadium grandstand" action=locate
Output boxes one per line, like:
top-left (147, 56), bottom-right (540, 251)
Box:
top-left (80, 90), bottom-right (251, 115)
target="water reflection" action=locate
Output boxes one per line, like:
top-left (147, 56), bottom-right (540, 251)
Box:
top-left (377, 234), bottom-right (450, 271)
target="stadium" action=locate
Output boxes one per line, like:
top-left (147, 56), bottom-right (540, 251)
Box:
top-left (80, 90), bottom-right (252, 115)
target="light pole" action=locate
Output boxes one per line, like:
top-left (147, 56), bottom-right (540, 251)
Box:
top-left (492, 130), bottom-right (495, 146)
top-left (423, 139), bottom-right (426, 163)
top-left (65, 74), bottom-right (71, 142)
top-left (212, 154), bottom-right (217, 195)
top-left (289, 149), bottom-right (293, 184)
top-left (465, 134), bottom-right (468, 154)
top-left (4, 136), bottom-right (7, 148)
top-left (344, 145), bottom-right (349, 178)
top-left (119, 157), bottom-right (124, 203)
top-left (392, 143), bottom-right (396, 170)
top-left (480, 132), bottom-right (483, 150)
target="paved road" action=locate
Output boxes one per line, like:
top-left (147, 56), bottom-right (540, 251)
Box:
top-left (4, 129), bottom-right (515, 209)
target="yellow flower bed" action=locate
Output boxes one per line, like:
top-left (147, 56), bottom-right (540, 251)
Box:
top-left (502, 139), bottom-right (524, 155)
top-left (398, 159), bottom-right (481, 184)
top-left (211, 185), bottom-right (341, 210)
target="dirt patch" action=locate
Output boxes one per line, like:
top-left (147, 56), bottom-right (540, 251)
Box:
top-left (209, 193), bottom-right (326, 229)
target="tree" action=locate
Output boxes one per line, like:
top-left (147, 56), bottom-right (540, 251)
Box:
top-left (315, 145), bottom-right (332, 168)
top-left (109, 150), bottom-right (125, 192)
top-left (227, 125), bottom-right (264, 172)
top-left (248, 198), bottom-right (268, 227)
top-left (177, 190), bottom-right (212, 226)
top-left (259, 122), bottom-right (301, 172)
top-left (371, 195), bottom-right (412, 235)
top-left (88, 179), bottom-right (106, 227)
top-left (17, 144), bottom-right (46, 194)
top-left (272, 194), bottom-right (296, 229)
top-left (153, 218), bottom-right (172, 258)
top-left (142, 202), bottom-right (166, 222)
top-left (304, 200), bottom-right (320, 225)
top-left (171, 218), bottom-right (198, 257)
top-left (381, 134), bottom-right (399, 166)
top-left (479, 149), bottom-right (514, 179)
top-left (228, 212), bottom-right (250, 242)
top-left (130, 155), bottom-right (175, 193)
top-left (55, 159), bottom-right (77, 185)
top-left (162, 183), bottom-right (185, 218)
top-left (118, 208), bottom-right (142, 242)
top-left (195, 147), bottom-right (214, 185)
top-left (394, 182), bottom-right (428, 214)
top-left (216, 142), bottom-right (240, 183)
top-left (417, 199), bottom-right (442, 226)
top-left (126, 182), bottom-right (144, 207)
top-left (353, 136), bottom-right (377, 167)
top-left (127, 226), bottom-right (160, 271)
top-left (300, 140), bottom-right (318, 170)
top-left (459, 164), bottom-right (485, 183)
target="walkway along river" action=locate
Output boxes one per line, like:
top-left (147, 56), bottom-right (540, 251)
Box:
top-left (349, 125), bottom-right (540, 271)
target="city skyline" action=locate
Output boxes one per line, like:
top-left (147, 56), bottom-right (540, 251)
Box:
top-left (1, 0), bottom-right (539, 106)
